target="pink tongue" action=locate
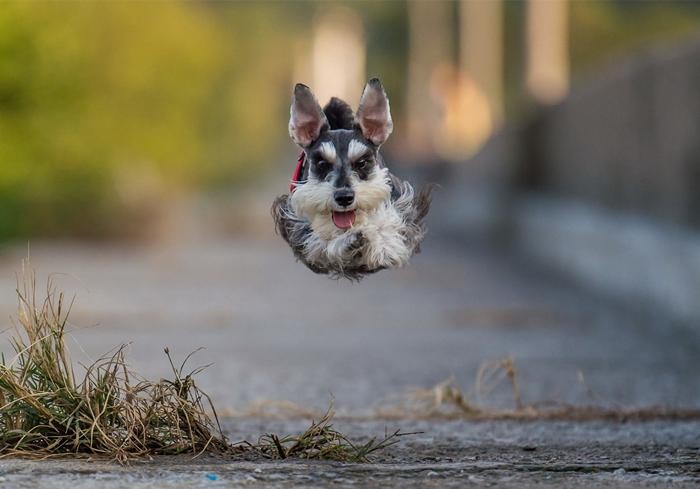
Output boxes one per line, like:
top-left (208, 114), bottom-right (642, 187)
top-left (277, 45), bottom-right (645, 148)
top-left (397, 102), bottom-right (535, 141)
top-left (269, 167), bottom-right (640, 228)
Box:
top-left (332, 210), bottom-right (356, 229)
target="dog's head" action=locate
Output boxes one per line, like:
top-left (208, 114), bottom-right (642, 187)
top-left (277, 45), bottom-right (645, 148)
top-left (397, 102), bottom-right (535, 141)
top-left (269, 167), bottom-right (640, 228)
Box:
top-left (288, 78), bottom-right (394, 231)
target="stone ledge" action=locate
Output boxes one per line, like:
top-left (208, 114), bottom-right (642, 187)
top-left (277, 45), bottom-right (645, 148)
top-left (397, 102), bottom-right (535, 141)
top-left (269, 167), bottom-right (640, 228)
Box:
top-left (513, 195), bottom-right (700, 323)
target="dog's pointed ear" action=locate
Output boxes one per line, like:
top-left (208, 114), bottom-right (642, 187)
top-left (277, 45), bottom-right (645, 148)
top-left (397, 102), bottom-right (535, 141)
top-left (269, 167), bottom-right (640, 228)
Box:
top-left (289, 84), bottom-right (329, 147)
top-left (356, 78), bottom-right (393, 146)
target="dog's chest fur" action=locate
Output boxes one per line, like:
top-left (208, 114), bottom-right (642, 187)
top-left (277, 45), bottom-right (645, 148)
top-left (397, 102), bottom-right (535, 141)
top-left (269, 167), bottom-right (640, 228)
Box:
top-left (302, 191), bottom-right (411, 270)
top-left (273, 172), bottom-right (431, 280)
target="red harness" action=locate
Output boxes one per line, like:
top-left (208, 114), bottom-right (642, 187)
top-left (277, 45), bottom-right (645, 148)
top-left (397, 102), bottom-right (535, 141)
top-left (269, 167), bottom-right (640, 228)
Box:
top-left (290, 152), bottom-right (305, 193)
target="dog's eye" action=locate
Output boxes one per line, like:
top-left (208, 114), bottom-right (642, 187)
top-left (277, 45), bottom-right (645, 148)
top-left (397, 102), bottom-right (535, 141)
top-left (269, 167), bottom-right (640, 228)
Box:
top-left (314, 160), bottom-right (331, 176)
top-left (354, 159), bottom-right (370, 171)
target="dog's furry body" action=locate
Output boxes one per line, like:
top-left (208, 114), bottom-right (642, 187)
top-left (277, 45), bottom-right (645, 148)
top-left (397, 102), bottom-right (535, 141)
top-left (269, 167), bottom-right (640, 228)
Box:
top-left (272, 79), bottom-right (432, 280)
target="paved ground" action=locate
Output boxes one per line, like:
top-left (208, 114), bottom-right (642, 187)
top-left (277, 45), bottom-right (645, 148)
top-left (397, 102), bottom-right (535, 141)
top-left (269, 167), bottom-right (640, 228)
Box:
top-left (0, 235), bottom-right (698, 486)
top-left (1, 420), bottom-right (698, 487)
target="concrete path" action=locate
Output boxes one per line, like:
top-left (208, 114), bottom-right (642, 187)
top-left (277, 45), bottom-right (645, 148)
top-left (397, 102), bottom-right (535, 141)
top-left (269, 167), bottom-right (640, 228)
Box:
top-left (0, 237), bottom-right (697, 411)
top-left (0, 237), bottom-right (698, 486)
top-left (1, 420), bottom-right (698, 487)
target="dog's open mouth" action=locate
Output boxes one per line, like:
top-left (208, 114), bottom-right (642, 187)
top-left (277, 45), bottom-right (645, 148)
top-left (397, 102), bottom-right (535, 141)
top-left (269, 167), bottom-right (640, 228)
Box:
top-left (332, 210), bottom-right (356, 230)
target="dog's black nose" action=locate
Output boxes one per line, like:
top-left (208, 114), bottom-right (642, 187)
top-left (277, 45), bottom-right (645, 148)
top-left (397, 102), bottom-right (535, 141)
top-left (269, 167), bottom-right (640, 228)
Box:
top-left (334, 189), bottom-right (355, 207)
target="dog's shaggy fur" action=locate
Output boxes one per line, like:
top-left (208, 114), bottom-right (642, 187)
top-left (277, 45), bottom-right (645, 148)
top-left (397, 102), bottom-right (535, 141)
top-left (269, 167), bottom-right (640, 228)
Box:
top-left (272, 79), bottom-right (432, 280)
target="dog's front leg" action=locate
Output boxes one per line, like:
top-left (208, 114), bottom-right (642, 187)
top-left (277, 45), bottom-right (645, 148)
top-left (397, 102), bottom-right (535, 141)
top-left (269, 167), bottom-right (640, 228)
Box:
top-left (359, 185), bottom-right (432, 270)
top-left (361, 226), bottom-right (411, 270)
top-left (325, 230), bottom-right (366, 265)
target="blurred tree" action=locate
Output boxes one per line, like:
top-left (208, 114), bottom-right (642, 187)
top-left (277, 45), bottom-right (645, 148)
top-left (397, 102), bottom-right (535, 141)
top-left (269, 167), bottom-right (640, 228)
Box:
top-left (0, 2), bottom-right (297, 240)
top-left (0, 2), bottom-right (220, 238)
top-left (405, 0), bottom-right (453, 160)
top-left (526, 0), bottom-right (569, 104)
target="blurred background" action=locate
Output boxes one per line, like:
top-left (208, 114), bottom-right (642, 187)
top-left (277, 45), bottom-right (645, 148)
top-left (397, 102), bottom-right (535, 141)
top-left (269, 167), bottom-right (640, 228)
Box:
top-left (1, 0), bottom-right (700, 412)
top-left (2, 0), bottom-right (700, 240)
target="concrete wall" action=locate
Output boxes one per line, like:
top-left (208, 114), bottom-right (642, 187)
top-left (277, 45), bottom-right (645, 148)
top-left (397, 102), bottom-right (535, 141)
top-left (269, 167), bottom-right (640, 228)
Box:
top-left (522, 36), bottom-right (700, 227)
top-left (437, 35), bottom-right (700, 323)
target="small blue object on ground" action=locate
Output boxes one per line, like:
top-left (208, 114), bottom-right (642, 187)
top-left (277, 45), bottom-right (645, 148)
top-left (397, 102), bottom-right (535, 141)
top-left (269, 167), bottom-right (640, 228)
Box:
top-left (205, 473), bottom-right (218, 481)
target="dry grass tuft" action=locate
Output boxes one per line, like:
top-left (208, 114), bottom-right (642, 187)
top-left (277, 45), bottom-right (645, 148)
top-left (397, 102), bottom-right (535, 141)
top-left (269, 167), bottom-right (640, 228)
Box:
top-left (253, 406), bottom-right (409, 463)
top-left (0, 270), bottom-right (231, 462)
top-left (0, 267), bottom-right (405, 463)
top-left (376, 357), bottom-right (700, 421)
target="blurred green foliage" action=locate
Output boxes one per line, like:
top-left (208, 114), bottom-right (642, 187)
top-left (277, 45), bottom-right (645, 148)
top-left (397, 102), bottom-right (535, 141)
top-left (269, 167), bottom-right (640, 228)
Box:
top-left (570, 0), bottom-right (700, 76)
top-left (0, 2), bottom-right (298, 239)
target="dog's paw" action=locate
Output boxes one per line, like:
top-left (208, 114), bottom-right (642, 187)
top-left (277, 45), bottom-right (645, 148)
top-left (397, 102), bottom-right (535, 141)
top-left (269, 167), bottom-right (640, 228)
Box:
top-left (346, 231), bottom-right (366, 254)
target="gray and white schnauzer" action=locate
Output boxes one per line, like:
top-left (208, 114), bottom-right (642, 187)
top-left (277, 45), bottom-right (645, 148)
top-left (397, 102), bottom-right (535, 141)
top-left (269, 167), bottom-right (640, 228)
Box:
top-left (272, 78), bottom-right (432, 280)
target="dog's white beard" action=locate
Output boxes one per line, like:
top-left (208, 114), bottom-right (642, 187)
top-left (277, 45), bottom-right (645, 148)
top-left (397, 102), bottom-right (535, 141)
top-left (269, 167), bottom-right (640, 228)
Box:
top-left (288, 168), bottom-right (419, 273)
